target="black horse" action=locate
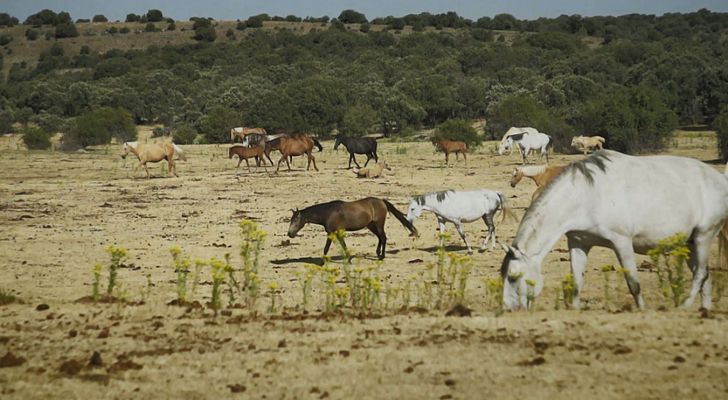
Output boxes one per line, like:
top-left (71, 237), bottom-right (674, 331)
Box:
top-left (333, 136), bottom-right (378, 169)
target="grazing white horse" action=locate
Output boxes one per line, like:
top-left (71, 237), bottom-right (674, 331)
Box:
top-left (498, 127), bottom-right (539, 156)
top-left (571, 135), bottom-right (606, 155)
top-left (405, 189), bottom-right (510, 253)
top-left (500, 131), bottom-right (552, 164)
top-left (500, 150), bottom-right (728, 311)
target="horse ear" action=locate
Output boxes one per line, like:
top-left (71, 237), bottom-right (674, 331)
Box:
top-left (501, 244), bottom-right (523, 258)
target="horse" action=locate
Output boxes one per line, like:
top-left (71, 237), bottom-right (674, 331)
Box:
top-left (571, 135), bottom-right (606, 155)
top-left (353, 161), bottom-right (390, 178)
top-left (432, 139), bottom-right (467, 164)
top-left (405, 189), bottom-right (511, 253)
top-left (230, 127), bottom-right (267, 142)
top-left (499, 131), bottom-right (552, 164)
top-left (228, 144), bottom-right (268, 173)
top-left (275, 134), bottom-right (323, 173)
top-left (498, 127), bottom-right (540, 156)
top-left (242, 133), bottom-right (290, 166)
top-left (287, 197), bottom-right (419, 260)
top-left (510, 165), bottom-right (566, 200)
top-left (499, 150), bottom-right (728, 311)
top-left (333, 136), bottom-right (379, 169)
top-left (121, 141), bottom-right (186, 179)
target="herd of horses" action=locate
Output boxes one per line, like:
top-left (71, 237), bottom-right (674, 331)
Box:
top-left (119, 125), bottom-right (728, 312)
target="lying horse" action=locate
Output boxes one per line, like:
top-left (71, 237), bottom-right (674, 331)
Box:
top-left (405, 189), bottom-right (510, 253)
top-left (276, 134), bottom-right (323, 173)
top-left (353, 161), bottom-right (390, 178)
top-left (333, 136), bottom-right (378, 169)
top-left (500, 150), bottom-right (728, 311)
top-left (510, 165), bottom-right (566, 200)
top-left (229, 144), bottom-right (267, 173)
top-left (230, 127), bottom-right (267, 142)
top-left (122, 141), bottom-right (186, 178)
top-left (288, 197), bottom-right (418, 260)
top-left (571, 135), bottom-right (606, 155)
top-left (432, 139), bottom-right (467, 164)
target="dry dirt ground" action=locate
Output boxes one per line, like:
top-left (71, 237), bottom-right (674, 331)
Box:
top-left (1, 130), bottom-right (727, 399)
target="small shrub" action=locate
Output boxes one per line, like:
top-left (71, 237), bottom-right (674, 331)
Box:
top-left (22, 126), bottom-right (52, 150)
top-left (25, 29), bottom-right (39, 41)
top-left (105, 245), bottom-right (128, 296)
top-left (92, 263), bottom-right (103, 301)
top-left (0, 34), bottom-right (13, 46)
top-left (173, 125), bottom-right (197, 144)
top-left (561, 274), bottom-right (576, 308)
top-left (0, 288), bottom-right (17, 305)
top-left (170, 246), bottom-right (192, 303)
top-left (648, 232), bottom-right (690, 307)
top-left (209, 257), bottom-right (226, 311)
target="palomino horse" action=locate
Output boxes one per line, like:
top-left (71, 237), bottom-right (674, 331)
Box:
top-left (510, 165), bottom-right (566, 200)
top-left (228, 144), bottom-right (268, 173)
top-left (405, 189), bottom-right (511, 253)
top-left (275, 134), bottom-right (323, 173)
top-left (500, 150), bottom-right (728, 311)
top-left (499, 127), bottom-right (539, 155)
top-left (571, 135), bottom-right (606, 155)
top-left (432, 139), bottom-right (467, 164)
top-left (287, 197), bottom-right (418, 260)
top-left (499, 131), bottom-right (552, 164)
top-left (122, 141), bottom-right (186, 178)
top-left (230, 127), bottom-right (267, 142)
top-left (353, 161), bottom-right (390, 178)
top-left (333, 136), bottom-right (378, 169)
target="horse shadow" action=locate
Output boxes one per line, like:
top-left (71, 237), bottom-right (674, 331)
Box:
top-left (271, 255), bottom-right (347, 266)
top-left (419, 245), bottom-right (471, 252)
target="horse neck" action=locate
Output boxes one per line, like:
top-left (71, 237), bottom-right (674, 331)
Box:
top-left (514, 179), bottom-right (584, 264)
top-left (126, 143), bottom-right (140, 157)
top-left (301, 205), bottom-right (328, 227)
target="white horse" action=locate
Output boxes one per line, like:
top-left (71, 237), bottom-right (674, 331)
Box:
top-left (498, 127), bottom-right (539, 156)
top-left (500, 150), bottom-right (728, 311)
top-left (405, 189), bottom-right (510, 253)
top-left (500, 131), bottom-right (552, 164)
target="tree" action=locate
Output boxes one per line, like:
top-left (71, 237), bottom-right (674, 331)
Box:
top-left (144, 22), bottom-right (158, 32)
top-left (24, 9), bottom-right (59, 26)
top-left (146, 9), bottom-right (164, 22)
top-left (342, 105), bottom-right (378, 136)
top-left (338, 10), bottom-right (368, 24)
top-left (173, 124), bottom-right (197, 144)
top-left (54, 21), bottom-right (79, 38)
top-left (193, 26), bottom-right (217, 42)
top-left (434, 119), bottom-right (480, 148)
top-left (714, 106), bottom-right (728, 161)
top-left (63, 107), bottom-right (137, 149)
top-left (92, 15), bottom-right (108, 23)
top-left (125, 13), bottom-right (140, 23)
top-left (0, 13), bottom-right (19, 27)
top-left (22, 126), bottom-right (52, 150)
top-left (0, 109), bottom-right (14, 133)
top-left (200, 106), bottom-right (240, 143)
top-left (25, 28), bottom-right (39, 40)
top-left (246, 16), bottom-right (264, 28)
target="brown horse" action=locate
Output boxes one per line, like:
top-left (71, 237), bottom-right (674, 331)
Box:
top-left (276, 134), bottom-right (323, 173)
top-left (432, 139), bottom-right (467, 164)
top-left (229, 144), bottom-right (268, 173)
top-left (230, 127), bottom-right (267, 142)
top-left (510, 164), bottom-right (566, 200)
top-left (287, 197), bottom-right (418, 259)
top-left (122, 141), bottom-right (186, 178)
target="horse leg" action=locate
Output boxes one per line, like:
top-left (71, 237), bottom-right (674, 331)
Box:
top-left (480, 213), bottom-right (496, 251)
top-left (324, 237), bottom-right (332, 255)
top-left (139, 161), bottom-right (150, 179)
top-left (168, 158), bottom-right (177, 177)
top-left (236, 156), bottom-right (243, 168)
top-left (276, 155), bottom-right (286, 173)
top-left (352, 153), bottom-right (361, 169)
top-left (372, 151), bottom-right (378, 163)
top-left (444, 151), bottom-right (449, 165)
top-left (347, 153), bottom-right (354, 169)
top-left (610, 236), bottom-right (645, 310)
top-left (245, 158), bottom-right (251, 173)
top-left (683, 231), bottom-right (713, 310)
top-left (566, 234), bottom-right (592, 309)
top-left (285, 155), bottom-right (292, 171)
top-left (462, 151), bottom-right (467, 164)
top-left (367, 222), bottom-right (386, 260)
top-left (453, 222), bottom-right (472, 254)
top-left (310, 152), bottom-right (318, 172)
top-left (363, 154), bottom-right (372, 168)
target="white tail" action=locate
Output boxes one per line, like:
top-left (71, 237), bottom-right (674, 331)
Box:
top-left (173, 143), bottom-right (187, 161)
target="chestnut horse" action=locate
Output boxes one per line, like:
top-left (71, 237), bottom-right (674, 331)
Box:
top-left (276, 134), bottom-right (323, 173)
top-left (230, 127), bottom-right (267, 142)
top-left (229, 144), bottom-right (268, 173)
top-left (287, 197), bottom-right (418, 259)
top-left (122, 141), bottom-right (186, 178)
top-left (510, 165), bottom-right (566, 200)
top-left (432, 139), bottom-right (467, 164)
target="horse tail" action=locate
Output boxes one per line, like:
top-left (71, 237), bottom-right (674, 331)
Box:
top-left (496, 192), bottom-right (517, 223)
top-left (173, 143), bottom-right (187, 161)
top-left (313, 138), bottom-right (323, 152)
top-left (383, 199), bottom-right (419, 238)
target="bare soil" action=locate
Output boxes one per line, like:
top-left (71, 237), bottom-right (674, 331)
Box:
top-left (1, 131), bottom-right (727, 399)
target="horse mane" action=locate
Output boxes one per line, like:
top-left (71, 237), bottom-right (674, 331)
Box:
top-left (566, 150), bottom-right (612, 185)
top-left (517, 165), bottom-right (547, 177)
top-left (414, 189), bottom-right (454, 206)
top-left (301, 200), bottom-right (344, 216)
top-left (125, 141), bottom-right (139, 149)
top-left (508, 132), bottom-right (526, 141)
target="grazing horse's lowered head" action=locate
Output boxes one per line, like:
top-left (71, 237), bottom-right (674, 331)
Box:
top-left (287, 208), bottom-right (304, 238)
top-left (121, 141), bottom-right (137, 159)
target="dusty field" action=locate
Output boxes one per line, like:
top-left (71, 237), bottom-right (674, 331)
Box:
top-left (1, 132), bottom-right (728, 399)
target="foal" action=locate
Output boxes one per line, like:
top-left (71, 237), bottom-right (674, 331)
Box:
top-left (432, 139), bottom-right (467, 164)
top-left (229, 144), bottom-right (268, 173)
top-left (510, 165), bottom-right (566, 200)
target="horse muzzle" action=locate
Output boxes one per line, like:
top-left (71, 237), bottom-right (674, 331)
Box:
top-left (510, 182), bottom-right (516, 188)
top-left (287, 231), bottom-right (296, 238)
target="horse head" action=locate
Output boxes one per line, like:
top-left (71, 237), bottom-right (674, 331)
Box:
top-left (405, 198), bottom-right (424, 224)
top-left (498, 138), bottom-right (512, 156)
top-left (287, 208), bottom-right (304, 238)
top-left (500, 244), bottom-right (543, 310)
top-left (510, 168), bottom-right (523, 187)
top-left (121, 142), bottom-right (133, 159)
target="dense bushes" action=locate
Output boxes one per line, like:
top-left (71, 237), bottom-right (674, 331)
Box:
top-left (22, 126), bottom-right (52, 150)
top-left (62, 108), bottom-right (137, 149)
top-left (173, 125), bottom-right (198, 144)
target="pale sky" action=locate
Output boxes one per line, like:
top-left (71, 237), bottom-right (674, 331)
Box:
top-left (2, 0), bottom-right (727, 22)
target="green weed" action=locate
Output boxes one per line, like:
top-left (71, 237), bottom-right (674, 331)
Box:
top-left (648, 233), bottom-right (690, 307)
